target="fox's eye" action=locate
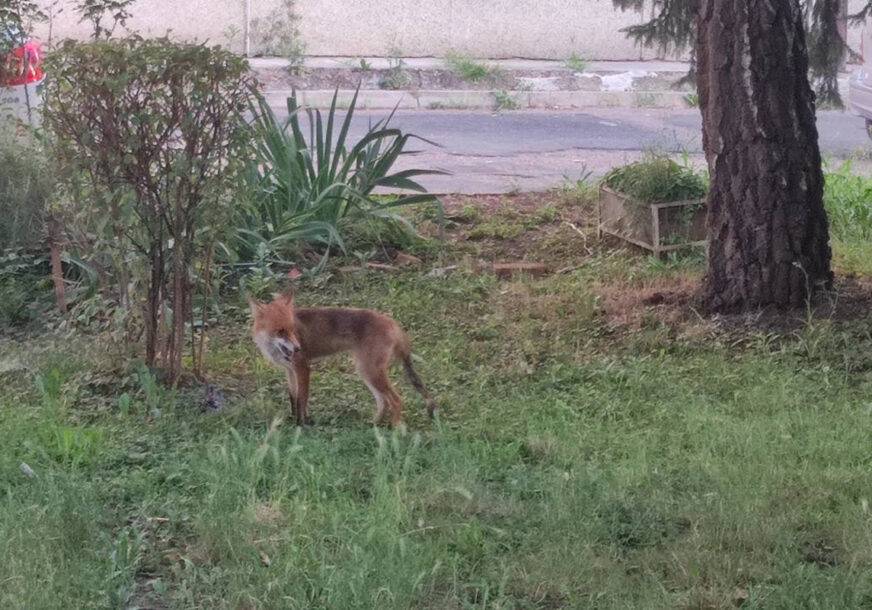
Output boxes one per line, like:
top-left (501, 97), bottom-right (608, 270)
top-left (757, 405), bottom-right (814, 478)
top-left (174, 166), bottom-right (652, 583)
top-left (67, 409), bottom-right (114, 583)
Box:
top-left (277, 329), bottom-right (288, 339)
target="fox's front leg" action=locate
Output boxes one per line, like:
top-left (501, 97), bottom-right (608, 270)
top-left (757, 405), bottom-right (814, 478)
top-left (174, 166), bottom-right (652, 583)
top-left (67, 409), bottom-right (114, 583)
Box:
top-left (284, 367), bottom-right (298, 421)
top-left (292, 359), bottom-right (311, 426)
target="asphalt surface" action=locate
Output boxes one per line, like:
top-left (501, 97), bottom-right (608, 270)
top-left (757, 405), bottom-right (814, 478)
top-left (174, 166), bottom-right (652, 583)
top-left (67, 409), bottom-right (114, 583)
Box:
top-left (271, 105), bottom-right (872, 193)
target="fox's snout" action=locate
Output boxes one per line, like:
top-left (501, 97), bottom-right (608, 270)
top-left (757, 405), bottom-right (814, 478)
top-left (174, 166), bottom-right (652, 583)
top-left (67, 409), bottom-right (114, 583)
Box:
top-left (252, 331), bottom-right (300, 368)
top-left (276, 338), bottom-right (301, 359)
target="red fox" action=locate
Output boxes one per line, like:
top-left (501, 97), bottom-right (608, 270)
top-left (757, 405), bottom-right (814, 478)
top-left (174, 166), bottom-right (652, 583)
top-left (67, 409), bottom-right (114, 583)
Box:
top-left (249, 293), bottom-right (435, 427)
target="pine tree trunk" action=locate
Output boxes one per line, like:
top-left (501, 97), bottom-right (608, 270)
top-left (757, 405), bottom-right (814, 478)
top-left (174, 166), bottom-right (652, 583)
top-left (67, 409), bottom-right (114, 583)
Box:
top-left (696, 0), bottom-right (832, 312)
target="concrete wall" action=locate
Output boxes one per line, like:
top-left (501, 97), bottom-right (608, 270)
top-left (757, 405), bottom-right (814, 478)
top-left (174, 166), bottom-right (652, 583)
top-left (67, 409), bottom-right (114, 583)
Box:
top-left (26, 0), bottom-right (672, 60)
top-left (293, 0), bottom-right (658, 60)
top-left (27, 0), bottom-right (869, 62)
top-left (31, 0), bottom-right (245, 50)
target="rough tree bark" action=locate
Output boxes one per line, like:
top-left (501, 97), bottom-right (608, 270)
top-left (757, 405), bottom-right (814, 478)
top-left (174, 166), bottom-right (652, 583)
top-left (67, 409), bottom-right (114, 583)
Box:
top-left (697, 0), bottom-right (832, 312)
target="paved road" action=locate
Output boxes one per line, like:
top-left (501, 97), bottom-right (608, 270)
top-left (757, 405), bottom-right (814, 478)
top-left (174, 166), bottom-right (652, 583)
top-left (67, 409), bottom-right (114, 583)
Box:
top-left (273, 105), bottom-right (872, 193)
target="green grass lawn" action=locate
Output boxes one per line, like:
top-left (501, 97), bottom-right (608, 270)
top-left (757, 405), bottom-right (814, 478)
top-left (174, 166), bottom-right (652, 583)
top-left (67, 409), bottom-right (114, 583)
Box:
top-left (2, 188), bottom-right (872, 609)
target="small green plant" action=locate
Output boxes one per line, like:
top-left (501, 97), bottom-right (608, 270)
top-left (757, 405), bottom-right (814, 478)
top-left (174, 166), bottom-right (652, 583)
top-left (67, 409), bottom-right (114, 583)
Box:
top-left (634, 93), bottom-right (657, 107)
top-left (445, 201), bottom-right (480, 225)
top-left (602, 154), bottom-right (707, 203)
top-left (379, 48), bottom-right (412, 90)
top-left (468, 218), bottom-right (526, 240)
top-left (250, 0), bottom-right (306, 71)
top-left (534, 203), bottom-right (559, 223)
top-left (564, 52), bottom-right (589, 72)
top-left (117, 392), bottom-right (131, 416)
top-left (466, 205), bottom-right (558, 240)
top-left (47, 424), bottom-right (104, 465)
top-left (493, 89), bottom-right (520, 110)
top-left (223, 24), bottom-right (242, 48)
top-left (34, 368), bottom-right (64, 407)
top-left (445, 52), bottom-right (503, 82)
top-left (560, 168), bottom-right (599, 209)
top-left (643, 249), bottom-right (706, 273)
top-left (683, 92), bottom-right (699, 107)
top-left (136, 365), bottom-right (162, 417)
top-left (459, 203), bottom-right (481, 223)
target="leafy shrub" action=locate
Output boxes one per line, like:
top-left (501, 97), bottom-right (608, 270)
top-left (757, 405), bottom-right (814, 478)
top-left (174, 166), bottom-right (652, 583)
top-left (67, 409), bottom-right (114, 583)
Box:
top-left (232, 89), bottom-right (443, 265)
top-left (602, 154), bottom-right (707, 203)
top-left (0, 131), bottom-right (51, 249)
top-left (45, 38), bottom-right (254, 383)
top-left (0, 277), bottom-right (31, 326)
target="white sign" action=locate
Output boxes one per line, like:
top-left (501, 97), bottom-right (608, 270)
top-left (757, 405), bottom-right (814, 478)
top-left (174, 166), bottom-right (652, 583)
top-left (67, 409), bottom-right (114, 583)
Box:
top-left (0, 78), bottom-right (43, 125)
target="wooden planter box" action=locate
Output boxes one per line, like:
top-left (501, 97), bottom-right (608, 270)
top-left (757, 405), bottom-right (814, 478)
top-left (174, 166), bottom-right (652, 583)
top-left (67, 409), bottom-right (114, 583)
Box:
top-left (597, 185), bottom-right (707, 256)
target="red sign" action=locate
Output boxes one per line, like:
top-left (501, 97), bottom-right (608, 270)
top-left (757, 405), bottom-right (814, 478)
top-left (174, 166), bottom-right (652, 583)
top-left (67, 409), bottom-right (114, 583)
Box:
top-left (1, 40), bottom-right (43, 86)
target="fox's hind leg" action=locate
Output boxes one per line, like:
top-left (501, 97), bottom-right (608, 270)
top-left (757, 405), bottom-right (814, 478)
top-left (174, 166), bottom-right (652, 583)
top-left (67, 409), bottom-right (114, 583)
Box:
top-left (356, 352), bottom-right (403, 427)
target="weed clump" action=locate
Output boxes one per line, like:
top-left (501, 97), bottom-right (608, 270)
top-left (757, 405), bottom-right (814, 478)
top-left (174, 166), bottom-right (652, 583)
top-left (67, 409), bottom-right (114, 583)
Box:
top-left (602, 155), bottom-right (707, 203)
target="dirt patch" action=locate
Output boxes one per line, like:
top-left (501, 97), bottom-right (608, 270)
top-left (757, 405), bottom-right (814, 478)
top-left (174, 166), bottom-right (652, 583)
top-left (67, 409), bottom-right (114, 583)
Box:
top-left (800, 537), bottom-right (841, 568)
top-left (594, 274), bottom-right (872, 341)
top-left (125, 576), bottom-right (170, 610)
top-left (253, 502), bottom-right (286, 528)
top-left (596, 274), bottom-right (701, 331)
top-left (431, 191), bottom-right (594, 265)
top-left (705, 276), bottom-right (872, 334)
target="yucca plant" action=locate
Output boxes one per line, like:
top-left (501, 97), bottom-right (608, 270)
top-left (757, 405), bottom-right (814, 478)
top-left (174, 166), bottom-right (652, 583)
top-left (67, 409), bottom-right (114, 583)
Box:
top-left (232, 88), bottom-right (444, 265)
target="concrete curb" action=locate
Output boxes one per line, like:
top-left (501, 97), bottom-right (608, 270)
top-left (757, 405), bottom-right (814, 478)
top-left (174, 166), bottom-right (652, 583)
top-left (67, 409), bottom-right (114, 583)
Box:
top-left (264, 88), bottom-right (694, 111)
top-left (255, 56), bottom-right (699, 110)
top-left (255, 56), bottom-right (854, 111)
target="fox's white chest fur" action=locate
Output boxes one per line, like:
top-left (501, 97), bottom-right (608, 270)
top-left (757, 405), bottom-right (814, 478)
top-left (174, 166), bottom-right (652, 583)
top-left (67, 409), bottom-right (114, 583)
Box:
top-left (253, 331), bottom-right (295, 368)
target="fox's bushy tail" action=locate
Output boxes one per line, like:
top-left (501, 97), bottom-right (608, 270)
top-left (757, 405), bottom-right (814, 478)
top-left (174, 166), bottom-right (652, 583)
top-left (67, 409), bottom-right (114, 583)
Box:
top-left (398, 339), bottom-right (436, 419)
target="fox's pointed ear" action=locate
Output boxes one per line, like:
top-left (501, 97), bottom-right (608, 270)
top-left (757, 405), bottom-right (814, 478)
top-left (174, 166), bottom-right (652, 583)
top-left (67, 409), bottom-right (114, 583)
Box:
top-left (248, 296), bottom-right (266, 318)
top-left (279, 287), bottom-right (296, 309)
